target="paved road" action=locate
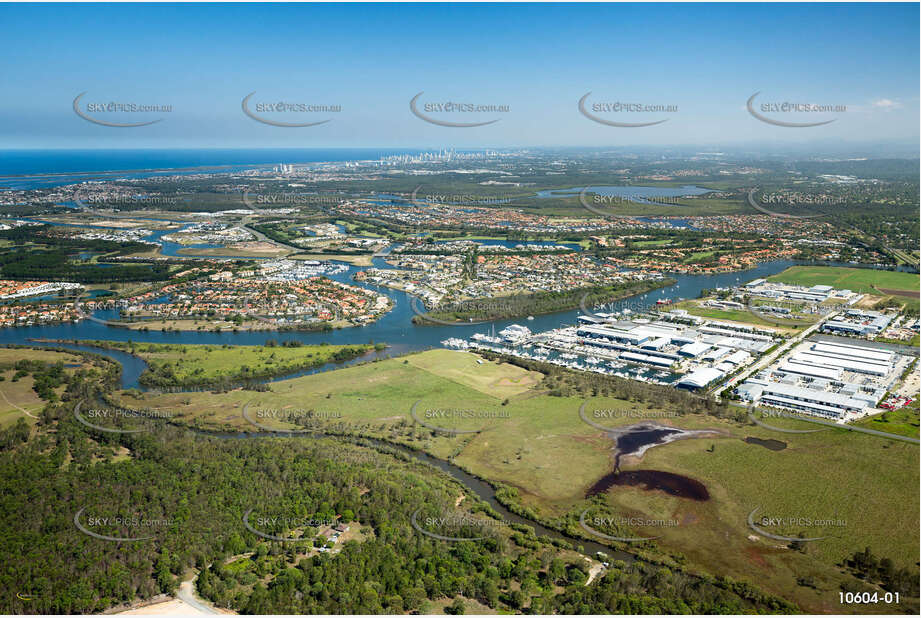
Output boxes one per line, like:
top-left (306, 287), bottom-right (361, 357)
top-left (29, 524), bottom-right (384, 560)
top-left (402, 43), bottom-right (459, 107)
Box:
top-left (710, 311), bottom-right (835, 400)
top-left (242, 221), bottom-right (292, 248)
top-left (240, 218), bottom-right (300, 256)
top-left (738, 403), bottom-right (920, 444)
top-left (748, 188), bottom-right (919, 270)
top-left (789, 413), bottom-right (920, 444)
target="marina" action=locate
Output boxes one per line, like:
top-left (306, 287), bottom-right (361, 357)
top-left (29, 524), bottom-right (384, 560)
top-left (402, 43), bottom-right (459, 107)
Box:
top-left (444, 297), bottom-right (781, 388)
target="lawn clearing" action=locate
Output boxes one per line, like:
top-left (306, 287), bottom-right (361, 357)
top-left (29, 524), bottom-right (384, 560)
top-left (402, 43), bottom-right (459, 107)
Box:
top-left (767, 266), bottom-right (919, 294)
top-left (404, 349), bottom-right (542, 398)
top-left (85, 340), bottom-right (375, 387)
top-left (855, 402), bottom-right (920, 439)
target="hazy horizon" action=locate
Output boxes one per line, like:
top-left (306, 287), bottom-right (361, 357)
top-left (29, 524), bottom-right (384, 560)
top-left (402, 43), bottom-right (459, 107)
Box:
top-left (1, 2), bottom-right (917, 150)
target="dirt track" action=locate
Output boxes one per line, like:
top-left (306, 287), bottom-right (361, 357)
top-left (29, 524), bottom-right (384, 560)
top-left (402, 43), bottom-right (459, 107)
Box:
top-left (877, 287), bottom-right (919, 298)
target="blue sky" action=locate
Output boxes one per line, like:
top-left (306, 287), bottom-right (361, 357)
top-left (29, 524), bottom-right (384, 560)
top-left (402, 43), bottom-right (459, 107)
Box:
top-left (0, 2), bottom-right (917, 149)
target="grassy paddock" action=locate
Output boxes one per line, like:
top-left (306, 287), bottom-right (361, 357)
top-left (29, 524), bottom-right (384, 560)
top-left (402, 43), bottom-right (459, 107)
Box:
top-left (670, 299), bottom-right (813, 333)
top-left (767, 266), bottom-right (919, 295)
top-left (0, 347), bottom-right (89, 426)
top-left (87, 340), bottom-right (374, 387)
top-left (770, 265), bottom-right (920, 312)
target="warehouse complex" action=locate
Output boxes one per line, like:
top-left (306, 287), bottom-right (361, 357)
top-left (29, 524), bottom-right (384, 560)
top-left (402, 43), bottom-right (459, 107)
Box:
top-left (821, 309), bottom-right (894, 337)
top-left (454, 277), bottom-right (914, 425)
top-left (453, 294), bottom-right (916, 429)
top-left (736, 338), bottom-right (912, 420)
top-left (454, 308), bottom-right (779, 388)
top-left (744, 279), bottom-right (863, 305)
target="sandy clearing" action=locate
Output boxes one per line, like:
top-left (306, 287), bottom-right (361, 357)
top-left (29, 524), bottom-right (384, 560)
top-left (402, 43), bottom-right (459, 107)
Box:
top-left (115, 598), bottom-right (206, 615)
top-left (584, 560), bottom-right (605, 586)
top-left (896, 366), bottom-right (920, 398)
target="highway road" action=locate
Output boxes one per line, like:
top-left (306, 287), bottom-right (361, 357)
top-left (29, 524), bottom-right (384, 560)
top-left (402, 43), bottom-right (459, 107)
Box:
top-left (734, 401), bottom-right (920, 444)
top-left (710, 310), bottom-right (837, 401)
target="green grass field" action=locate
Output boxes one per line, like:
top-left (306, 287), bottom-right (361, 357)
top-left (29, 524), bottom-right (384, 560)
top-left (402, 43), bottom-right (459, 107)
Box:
top-left (113, 350), bottom-right (522, 444)
top-left (855, 403), bottom-right (920, 439)
top-left (768, 265), bottom-right (920, 312)
top-left (633, 239), bottom-right (673, 248)
top-left (404, 348), bottom-right (543, 399)
top-left (0, 348), bottom-right (85, 366)
top-left (87, 340), bottom-right (374, 386)
top-left (0, 375), bottom-right (45, 427)
top-left (768, 266), bottom-right (919, 295)
top-left (670, 299), bottom-right (814, 333)
top-left (681, 250), bottom-right (716, 263)
top-left (110, 348), bottom-right (919, 612)
top-left (624, 410), bottom-right (917, 613)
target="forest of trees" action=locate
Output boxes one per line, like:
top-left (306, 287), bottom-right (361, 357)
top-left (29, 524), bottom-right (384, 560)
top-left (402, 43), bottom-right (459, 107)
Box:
top-left (0, 226), bottom-right (171, 283)
top-left (417, 279), bottom-right (674, 324)
top-left (0, 359), bottom-right (70, 402)
top-left (0, 304), bottom-right (916, 616)
top-left (843, 547), bottom-right (920, 597)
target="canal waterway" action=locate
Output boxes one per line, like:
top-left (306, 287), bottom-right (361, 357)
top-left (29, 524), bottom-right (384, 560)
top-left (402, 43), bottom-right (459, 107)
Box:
top-left (4, 186), bottom-right (795, 388)
top-left (1, 259), bottom-right (796, 389)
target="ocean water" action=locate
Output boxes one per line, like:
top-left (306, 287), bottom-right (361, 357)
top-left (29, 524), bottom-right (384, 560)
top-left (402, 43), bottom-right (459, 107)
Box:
top-left (0, 148), bottom-right (444, 190)
top-left (0, 148), bottom-right (427, 176)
